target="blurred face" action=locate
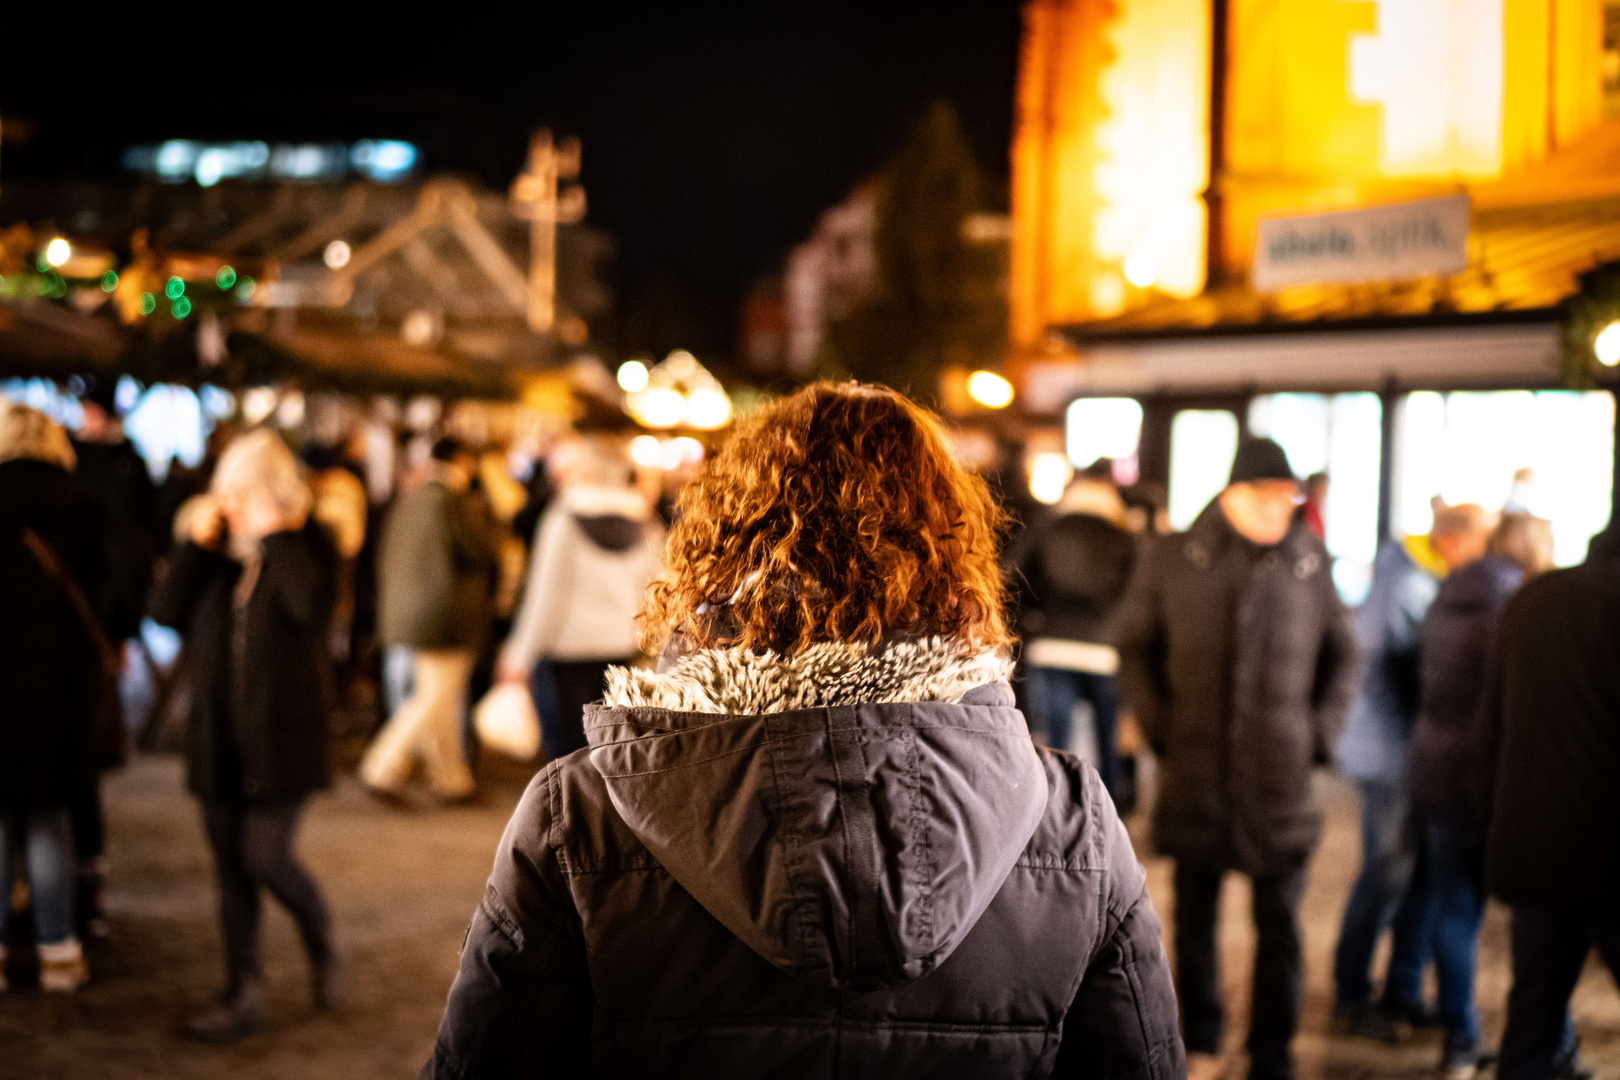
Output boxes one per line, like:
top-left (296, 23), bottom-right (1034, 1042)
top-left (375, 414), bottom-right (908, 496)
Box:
top-left (1433, 524), bottom-right (1490, 570)
top-left (218, 484), bottom-right (288, 539)
top-left (1219, 480), bottom-right (1301, 546)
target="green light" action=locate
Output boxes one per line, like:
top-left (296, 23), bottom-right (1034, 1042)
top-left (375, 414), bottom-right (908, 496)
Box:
top-left (36, 255), bottom-right (49, 273)
top-left (47, 275), bottom-right (67, 298)
top-left (172, 296), bottom-right (192, 319)
top-left (101, 270), bottom-right (119, 293)
top-left (235, 277), bottom-right (256, 302)
top-left (140, 292), bottom-right (157, 315)
top-left (164, 276), bottom-right (185, 300)
top-left (216, 265), bottom-right (237, 290)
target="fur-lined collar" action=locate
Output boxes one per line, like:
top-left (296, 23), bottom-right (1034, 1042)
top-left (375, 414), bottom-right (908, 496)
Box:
top-left (603, 637), bottom-right (1011, 715)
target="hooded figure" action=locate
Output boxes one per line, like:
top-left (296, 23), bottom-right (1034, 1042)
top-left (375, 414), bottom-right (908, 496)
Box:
top-left (424, 383), bottom-right (1183, 1079)
top-left (496, 436), bottom-right (664, 761)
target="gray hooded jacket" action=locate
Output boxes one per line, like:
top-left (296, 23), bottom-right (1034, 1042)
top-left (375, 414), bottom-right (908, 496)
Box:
top-left (423, 638), bottom-right (1182, 1078)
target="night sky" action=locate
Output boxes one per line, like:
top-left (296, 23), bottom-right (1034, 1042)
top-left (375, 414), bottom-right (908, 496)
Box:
top-left (3, 2), bottom-right (1023, 355)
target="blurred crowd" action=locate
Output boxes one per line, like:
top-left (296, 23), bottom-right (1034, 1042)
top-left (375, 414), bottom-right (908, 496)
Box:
top-left (0, 386), bottom-right (1615, 1080)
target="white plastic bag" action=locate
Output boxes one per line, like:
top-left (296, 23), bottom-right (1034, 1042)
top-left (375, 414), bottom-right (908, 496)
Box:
top-left (474, 683), bottom-right (541, 761)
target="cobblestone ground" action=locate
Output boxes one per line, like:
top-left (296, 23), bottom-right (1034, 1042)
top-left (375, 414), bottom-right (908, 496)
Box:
top-left (3, 752), bottom-right (1616, 1079)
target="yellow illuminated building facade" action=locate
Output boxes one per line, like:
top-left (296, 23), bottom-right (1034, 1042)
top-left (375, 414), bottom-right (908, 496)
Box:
top-left (1011, 0), bottom-right (1619, 345)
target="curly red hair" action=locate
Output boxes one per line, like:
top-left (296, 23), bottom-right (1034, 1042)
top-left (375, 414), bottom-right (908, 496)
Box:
top-left (641, 382), bottom-right (1010, 654)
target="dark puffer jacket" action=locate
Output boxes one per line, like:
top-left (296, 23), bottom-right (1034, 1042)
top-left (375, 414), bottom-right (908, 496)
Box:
top-left (0, 459), bottom-right (105, 810)
top-left (1115, 501), bottom-right (1358, 875)
top-left (1407, 554), bottom-right (1521, 826)
top-left (149, 525), bottom-right (337, 803)
top-left (423, 643), bottom-right (1183, 1079)
top-left (1479, 537), bottom-right (1620, 914)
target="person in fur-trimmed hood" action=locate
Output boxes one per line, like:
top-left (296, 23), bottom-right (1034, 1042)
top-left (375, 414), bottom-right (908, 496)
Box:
top-left (423, 383), bottom-right (1184, 1079)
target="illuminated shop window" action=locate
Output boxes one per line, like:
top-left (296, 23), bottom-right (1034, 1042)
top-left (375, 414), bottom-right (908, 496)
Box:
top-left (1250, 392), bottom-right (1383, 603)
top-left (1066, 397), bottom-right (1144, 483)
top-left (1167, 409), bottom-right (1240, 531)
top-left (1393, 390), bottom-right (1615, 567)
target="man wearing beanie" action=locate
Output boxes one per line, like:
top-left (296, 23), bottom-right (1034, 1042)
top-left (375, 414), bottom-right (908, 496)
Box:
top-left (1117, 437), bottom-right (1358, 1080)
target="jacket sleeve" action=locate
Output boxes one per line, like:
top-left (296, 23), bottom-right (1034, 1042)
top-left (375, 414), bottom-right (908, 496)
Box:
top-left (147, 540), bottom-right (226, 630)
top-left (422, 767), bottom-right (594, 1079)
top-left (502, 507), bottom-right (575, 671)
top-left (259, 530), bottom-right (336, 630)
top-left (1051, 787), bottom-right (1185, 1079)
top-left (1114, 541), bottom-right (1170, 756)
top-left (1310, 577), bottom-right (1360, 766)
top-left (1472, 595), bottom-right (1515, 829)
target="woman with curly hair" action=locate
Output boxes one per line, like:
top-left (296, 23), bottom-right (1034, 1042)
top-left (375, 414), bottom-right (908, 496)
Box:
top-left (423, 383), bottom-right (1183, 1079)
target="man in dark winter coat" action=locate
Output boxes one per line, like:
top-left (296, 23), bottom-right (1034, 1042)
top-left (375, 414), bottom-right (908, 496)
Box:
top-left (1012, 459), bottom-right (1137, 800)
top-left (1479, 528), bottom-right (1620, 1080)
top-left (1116, 437), bottom-right (1358, 1080)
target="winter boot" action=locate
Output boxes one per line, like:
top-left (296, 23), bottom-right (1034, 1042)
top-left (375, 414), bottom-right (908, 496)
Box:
top-left (38, 938), bottom-right (88, 993)
top-left (185, 977), bottom-right (269, 1043)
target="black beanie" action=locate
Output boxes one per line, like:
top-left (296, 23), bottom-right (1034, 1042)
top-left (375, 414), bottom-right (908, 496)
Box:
top-left (1228, 437), bottom-right (1296, 486)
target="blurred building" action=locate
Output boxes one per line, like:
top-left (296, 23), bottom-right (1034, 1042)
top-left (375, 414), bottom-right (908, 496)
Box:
top-left (1013, 0), bottom-right (1620, 598)
top-left (784, 181), bottom-right (878, 375)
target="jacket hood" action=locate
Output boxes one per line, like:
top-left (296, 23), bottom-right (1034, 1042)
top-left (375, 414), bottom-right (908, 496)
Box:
top-left (584, 638), bottom-right (1046, 991)
top-left (562, 484), bottom-right (650, 553)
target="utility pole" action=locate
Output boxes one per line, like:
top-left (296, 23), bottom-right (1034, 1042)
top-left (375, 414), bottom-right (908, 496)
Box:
top-left (511, 130), bottom-right (583, 334)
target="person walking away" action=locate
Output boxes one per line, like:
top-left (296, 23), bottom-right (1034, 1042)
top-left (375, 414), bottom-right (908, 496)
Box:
top-left (148, 429), bottom-right (344, 1040)
top-left (1477, 522), bottom-right (1618, 1080)
top-left (1406, 512), bottom-right (1549, 1076)
top-left (495, 436), bottom-right (663, 761)
top-left (423, 383), bottom-right (1185, 1078)
top-left (1332, 503), bottom-right (1492, 1039)
top-left (1012, 458), bottom-right (1136, 800)
top-left (0, 404), bottom-right (104, 993)
top-left (363, 437), bottom-right (497, 801)
top-left (1116, 437), bottom-right (1358, 1080)
top-left (68, 379), bottom-right (157, 939)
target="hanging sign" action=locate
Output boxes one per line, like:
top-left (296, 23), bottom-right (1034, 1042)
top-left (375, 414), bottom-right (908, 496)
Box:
top-left (1251, 193), bottom-right (1470, 292)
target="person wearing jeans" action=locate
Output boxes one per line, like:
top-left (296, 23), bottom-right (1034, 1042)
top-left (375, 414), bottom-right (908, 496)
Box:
top-left (1024, 663), bottom-right (1120, 791)
top-left (1011, 462), bottom-right (1136, 802)
top-left (0, 810), bottom-right (83, 991)
top-left (1409, 516), bottom-right (1544, 1075)
top-left (0, 403), bottom-right (106, 993)
top-left (496, 437), bottom-right (662, 762)
top-left (1333, 779), bottom-right (1435, 1026)
top-left (1332, 512), bottom-right (1491, 1037)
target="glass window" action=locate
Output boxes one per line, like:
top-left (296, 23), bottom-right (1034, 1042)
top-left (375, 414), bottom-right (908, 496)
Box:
top-left (1168, 409), bottom-right (1239, 531)
top-left (1066, 396), bottom-right (1144, 483)
top-left (1393, 390), bottom-right (1615, 567)
top-left (1250, 392), bottom-right (1383, 603)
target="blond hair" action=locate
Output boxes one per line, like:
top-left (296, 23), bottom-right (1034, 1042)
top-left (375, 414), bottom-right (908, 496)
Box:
top-left (0, 402), bottom-right (76, 470)
top-left (211, 429), bottom-right (313, 520)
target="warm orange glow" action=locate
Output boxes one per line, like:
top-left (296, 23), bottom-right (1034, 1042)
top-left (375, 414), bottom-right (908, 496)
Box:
top-left (1011, 0), bottom-right (1612, 331)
